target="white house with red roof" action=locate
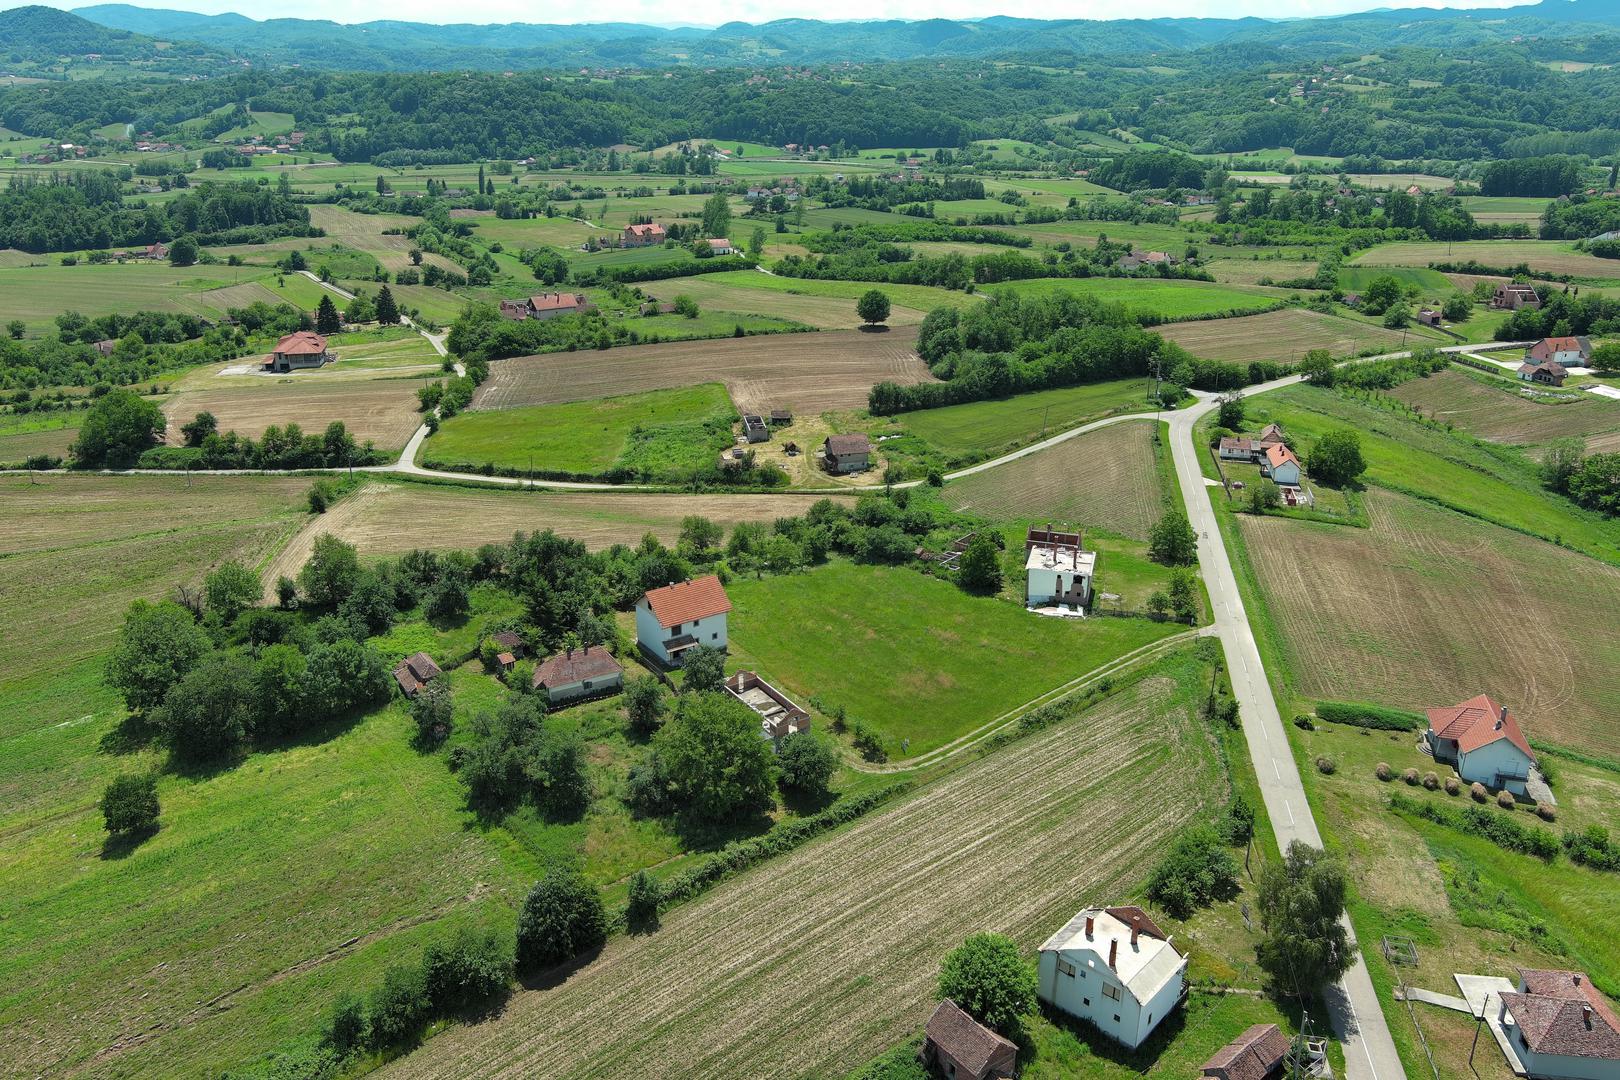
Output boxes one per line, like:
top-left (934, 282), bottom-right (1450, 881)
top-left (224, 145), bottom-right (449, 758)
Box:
top-left (265, 331), bottom-right (331, 373)
top-left (1425, 693), bottom-right (1537, 795)
top-left (1038, 905), bottom-right (1187, 1049)
top-left (1261, 443), bottom-right (1302, 487)
top-left (1498, 969), bottom-right (1620, 1080)
top-left (1527, 336), bottom-right (1592, 368)
top-left (635, 575), bottom-right (731, 667)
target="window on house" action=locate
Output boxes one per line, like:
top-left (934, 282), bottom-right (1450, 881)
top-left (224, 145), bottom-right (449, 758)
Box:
top-left (1102, 983), bottom-right (1121, 1001)
top-left (1057, 959), bottom-right (1075, 977)
top-left (670, 622), bottom-right (682, 634)
top-left (583, 681), bottom-right (593, 690)
top-left (1082, 997), bottom-right (1091, 1007)
top-left (1113, 1014), bottom-right (1121, 1024)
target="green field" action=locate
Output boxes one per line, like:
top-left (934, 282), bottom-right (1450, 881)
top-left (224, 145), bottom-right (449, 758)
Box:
top-left (699, 270), bottom-right (979, 313)
top-left (988, 276), bottom-right (1285, 318)
top-left (1338, 265), bottom-right (1454, 294)
top-left (425, 382), bottom-right (736, 476)
top-left (902, 378), bottom-right (1155, 455)
top-left (0, 263), bottom-right (272, 330)
top-left (725, 559), bottom-right (1184, 755)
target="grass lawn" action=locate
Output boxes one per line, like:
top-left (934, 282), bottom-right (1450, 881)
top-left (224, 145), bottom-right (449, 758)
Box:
top-left (1338, 265), bottom-right (1454, 294)
top-left (1247, 384), bottom-right (1620, 563)
top-left (724, 559), bottom-right (1184, 755)
top-left (986, 277), bottom-right (1284, 318)
top-left (0, 262), bottom-right (269, 330)
top-left (702, 270), bottom-right (979, 313)
top-left (425, 382), bottom-right (736, 477)
top-left (902, 379), bottom-right (1155, 456)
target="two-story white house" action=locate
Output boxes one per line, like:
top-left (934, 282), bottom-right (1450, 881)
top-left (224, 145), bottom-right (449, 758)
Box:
top-left (1024, 526), bottom-right (1096, 610)
top-left (1038, 905), bottom-right (1188, 1050)
top-left (635, 575), bottom-right (731, 668)
top-left (1425, 693), bottom-right (1538, 796)
top-left (1499, 969), bottom-right (1620, 1080)
top-left (1261, 443), bottom-right (1303, 487)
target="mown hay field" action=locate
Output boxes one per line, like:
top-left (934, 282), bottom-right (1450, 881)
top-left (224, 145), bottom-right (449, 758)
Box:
top-left (0, 262), bottom-right (269, 330)
top-left (381, 670), bottom-right (1222, 1080)
top-left (903, 378), bottom-right (1154, 455)
top-left (1154, 307), bottom-right (1412, 363)
top-left (161, 369), bottom-right (436, 451)
top-left (1239, 489), bottom-right (1620, 755)
top-left (1389, 368), bottom-right (1620, 450)
top-left (987, 277), bottom-right (1287, 318)
top-left (643, 274), bottom-right (929, 329)
top-left (258, 482), bottom-right (854, 597)
top-left (1352, 240), bottom-right (1620, 281)
top-left (943, 419), bottom-right (1167, 540)
top-left (1206, 257), bottom-right (1318, 285)
top-left (471, 327), bottom-right (934, 416)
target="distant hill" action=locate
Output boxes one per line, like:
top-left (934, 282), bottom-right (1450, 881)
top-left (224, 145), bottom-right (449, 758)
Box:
top-left (50, 0), bottom-right (1620, 71)
top-left (0, 4), bottom-right (145, 57)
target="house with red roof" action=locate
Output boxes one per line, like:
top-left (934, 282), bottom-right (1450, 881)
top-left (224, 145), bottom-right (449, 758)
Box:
top-left (635, 575), bottom-right (731, 668)
top-left (1425, 693), bottom-right (1537, 795)
top-left (1527, 336), bottom-right (1592, 368)
top-left (1498, 969), bottom-right (1620, 1079)
top-left (265, 331), bottom-right (331, 373)
top-left (1260, 443), bottom-right (1302, 487)
top-left (622, 222), bottom-right (666, 247)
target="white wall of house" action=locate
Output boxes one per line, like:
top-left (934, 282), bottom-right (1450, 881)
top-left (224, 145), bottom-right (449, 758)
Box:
top-left (635, 602), bottom-right (728, 665)
top-left (1267, 459), bottom-right (1302, 486)
top-left (542, 669), bottom-right (624, 705)
top-left (1037, 947), bottom-right (1184, 1050)
top-left (1516, 1046), bottom-right (1620, 1080)
top-left (1026, 565), bottom-right (1091, 607)
top-left (1458, 740), bottom-right (1535, 794)
top-left (1547, 347), bottom-right (1588, 367)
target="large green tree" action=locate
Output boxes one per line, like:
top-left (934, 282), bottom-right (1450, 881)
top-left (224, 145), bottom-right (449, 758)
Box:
top-left (298, 533), bottom-right (362, 608)
top-left (154, 651), bottom-right (256, 759)
top-left (375, 284), bottom-right (400, 326)
top-left (653, 693), bottom-right (777, 823)
top-left (1256, 841), bottom-right (1353, 994)
top-left (937, 933), bottom-right (1037, 1037)
top-left (957, 532), bottom-right (1003, 594)
top-left (856, 289), bottom-right (891, 327)
top-left (1148, 510), bottom-right (1198, 566)
top-left (1306, 429), bottom-right (1366, 487)
top-left (204, 560), bottom-right (260, 623)
top-left (71, 389), bottom-right (165, 468)
top-left (315, 294), bottom-right (342, 335)
top-left (106, 599), bottom-right (211, 714)
top-left (1146, 825), bottom-right (1239, 918)
top-left (700, 191), bottom-right (732, 238)
top-left (101, 773), bottom-right (160, 836)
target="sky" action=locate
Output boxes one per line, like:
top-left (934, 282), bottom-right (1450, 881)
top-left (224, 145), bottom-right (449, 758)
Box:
top-left (70, 0), bottom-right (1528, 27)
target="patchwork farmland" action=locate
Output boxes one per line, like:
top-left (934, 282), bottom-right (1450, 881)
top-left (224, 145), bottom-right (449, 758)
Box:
top-left (1352, 240), bottom-right (1620, 281)
top-left (1155, 307), bottom-right (1417, 363)
top-left (1389, 368), bottom-right (1620, 451)
top-left (470, 328), bottom-right (935, 415)
top-left (381, 671), bottom-right (1223, 1080)
top-left (943, 419), bottom-right (1168, 540)
top-left (258, 482), bottom-right (854, 597)
top-left (1238, 489), bottom-right (1620, 755)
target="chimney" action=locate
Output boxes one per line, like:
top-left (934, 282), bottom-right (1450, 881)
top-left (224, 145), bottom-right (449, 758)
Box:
top-left (1131, 916), bottom-right (1141, 948)
top-left (1575, 974), bottom-right (1583, 985)
top-left (1584, 1004), bottom-right (1595, 1030)
top-left (1084, 914), bottom-right (1094, 939)
top-left (1108, 938), bottom-right (1118, 969)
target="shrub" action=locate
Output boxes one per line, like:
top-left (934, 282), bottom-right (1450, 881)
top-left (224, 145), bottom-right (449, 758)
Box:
top-left (1315, 701), bottom-right (1423, 731)
top-left (1422, 772), bottom-right (1440, 790)
top-left (1564, 825), bottom-right (1620, 871)
top-left (1444, 777), bottom-right (1461, 796)
top-left (1316, 756), bottom-right (1337, 775)
top-left (1375, 762), bottom-right (1392, 781)
top-left (1145, 825), bottom-right (1240, 917)
top-left (1389, 791), bottom-right (1559, 860)
top-left (515, 868), bottom-right (607, 971)
top-left (324, 991), bottom-right (367, 1053)
top-left (421, 927), bottom-right (513, 1013)
top-left (626, 869), bottom-right (660, 931)
top-left (1402, 767), bottom-right (1420, 785)
top-left (1471, 782), bottom-right (1488, 802)
top-left (1536, 803), bottom-right (1557, 822)
top-left (1497, 790), bottom-right (1516, 809)
top-left (776, 732), bottom-right (838, 799)
top-left (365, 963), bottom-right (429, 1049)
top-left (101, 773), bottom-right (160, 835)
top-left (1293, 714), bottom-right (1315, 731)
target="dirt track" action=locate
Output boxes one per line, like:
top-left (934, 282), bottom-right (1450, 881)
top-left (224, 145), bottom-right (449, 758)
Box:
top-left (381, 674), bottom-right (1217, 1080)
top-left (470, 327), bottom-right (935, 415)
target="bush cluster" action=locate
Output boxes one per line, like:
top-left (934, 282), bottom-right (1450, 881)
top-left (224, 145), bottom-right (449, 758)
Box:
top-left (1315, 701), bottom-right (1423, 731)
top-left (1389, 791), bottom-right (1560, 859)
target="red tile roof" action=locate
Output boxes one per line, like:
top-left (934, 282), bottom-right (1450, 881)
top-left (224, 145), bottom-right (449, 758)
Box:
top-left (1504, 970), bottom-right (1620, 1060)
top-left (1531, 336), bottom-right (1587, 359)
top-left (1105, 905), bottom-right (1168, 942)
top-left (642, 574), bottom-right (731, 628)
top-left (527, 292), bottom-right (586, 312)
top-left (1203, 1023), bottom-right (1291, 1080)
top-left (924, 999), bottom-right (1017, 1079)
top-left (532, 645), bottom-right (622, 688)
top-left (274, 331), bottom-right (327, 356)
top-left (1265, 443), bottom-right (1300, 470)
top-left (1426, 694), bottom-right (1535, 760)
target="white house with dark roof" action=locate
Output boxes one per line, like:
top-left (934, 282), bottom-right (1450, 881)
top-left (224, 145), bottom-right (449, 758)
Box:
top-left (635, 575), bottom-right (731, 667)
top-left (1499, 969), bottom-right (1620, 1080)
top-left (1038, 905), bottom-right (1188, 1049)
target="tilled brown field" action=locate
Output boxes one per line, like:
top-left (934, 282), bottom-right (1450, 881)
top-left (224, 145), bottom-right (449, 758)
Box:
top-left (1240, 488), bottom-right (1620, 754)
top-left (470, 327), bottom-right (935, 415)
top-left (260, 482), bottom-right (854, 599)
top-left (1155, 308), bottom-right (1412, 364)
top-left (942, 420), bottom-right (1165, 539)
top-left (382, 673), bottom-right (1217, 1080)
top-left (1389, 368), bottom-right (1620, 450)
top-left (161, 375), bottom-right (435, 452)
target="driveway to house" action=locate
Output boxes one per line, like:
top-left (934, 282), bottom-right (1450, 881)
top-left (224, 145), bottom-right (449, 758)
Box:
top-left (1166, 378), bottom-right (1405, 1080)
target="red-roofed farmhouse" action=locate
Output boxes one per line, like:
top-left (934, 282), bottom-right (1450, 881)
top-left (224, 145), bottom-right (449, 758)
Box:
top-left (1425, 693), bottom-right (1537, 795)
top-left (635, 575), bottom-right (731, 667)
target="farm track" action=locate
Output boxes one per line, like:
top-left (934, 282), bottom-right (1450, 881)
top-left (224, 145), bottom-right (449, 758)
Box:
top-left (467, 327), bottom-right (934, 415)
top-left (382, 677), bottom-right (1214, 1080)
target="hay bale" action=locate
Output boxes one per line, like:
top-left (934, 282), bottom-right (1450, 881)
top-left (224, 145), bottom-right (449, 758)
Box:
top-left (1470, 782), bottom-right (1488, 802)
top-left (1444, 776), bottom-right (1460, 796)
top-left (1402, 767), bottom-right (1420, 785)
top-left (1316, 756), bottom-right (1337, 775)
top-left (1422, 771), bottom-right (1440, 790)
top-left (1497, 789), bottom-right (1516, 809)
top-left (1376, 762), bottom-right (1392, 781)
top-left (1536, 803), bottom-right (1556, 822)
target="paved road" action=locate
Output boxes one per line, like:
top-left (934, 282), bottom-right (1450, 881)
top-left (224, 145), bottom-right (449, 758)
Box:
top-left (1166, 382), bottom-right (1405, 1080)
